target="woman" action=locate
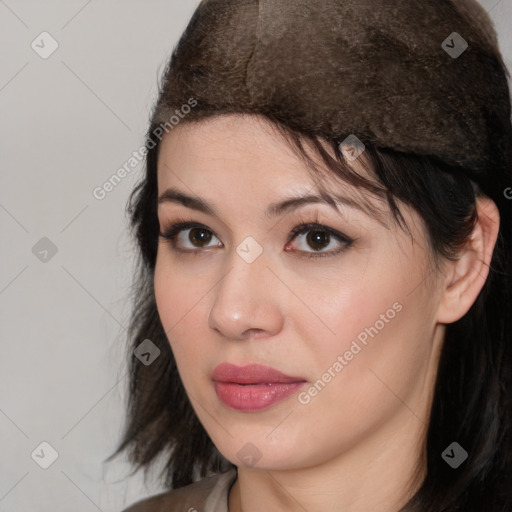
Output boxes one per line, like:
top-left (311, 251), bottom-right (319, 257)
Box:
top-left (108, 0), bottom-right (512, 510)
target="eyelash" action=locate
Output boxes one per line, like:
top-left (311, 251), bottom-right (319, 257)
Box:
top-left (158, 215), bottom-right (354, 259)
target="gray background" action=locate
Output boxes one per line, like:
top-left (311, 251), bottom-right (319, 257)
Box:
top-left (0, 1), bottom-right (510, 511)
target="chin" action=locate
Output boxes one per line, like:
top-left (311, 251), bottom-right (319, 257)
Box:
top-left (213, 431), bottom-right (322, 471)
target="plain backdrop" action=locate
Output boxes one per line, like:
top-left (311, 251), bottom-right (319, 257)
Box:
top-left (0, 1), bottom-right (511, 511)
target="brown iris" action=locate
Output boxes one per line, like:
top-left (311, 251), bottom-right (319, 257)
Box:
top-left (188, 227), bottom-right (213, 247)
top-left (305, 230), bottom-right (330, 251)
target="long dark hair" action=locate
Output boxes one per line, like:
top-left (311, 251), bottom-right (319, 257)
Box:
top-left (106, 0), bottom-right (512, 510)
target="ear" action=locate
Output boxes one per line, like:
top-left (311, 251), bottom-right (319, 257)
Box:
top-left (436, 196), bottom-right (500, 324)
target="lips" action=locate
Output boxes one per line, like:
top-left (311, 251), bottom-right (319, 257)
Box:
top-left (211, 363), bottom-right (308, 411)
top-left (211, 363), bottom-right (306, 385)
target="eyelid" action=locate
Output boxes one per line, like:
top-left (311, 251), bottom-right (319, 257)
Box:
top-left (159, 219), bottom-right (221, 251)
top-left (158, 215), bottom-right (354, 258)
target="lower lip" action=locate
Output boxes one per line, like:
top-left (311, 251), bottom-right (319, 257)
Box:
top-left (214, 381), bottom-right (307, 411)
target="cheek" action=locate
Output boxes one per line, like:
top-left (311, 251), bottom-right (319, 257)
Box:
top-left (153, 259), bottom-right (208, 365)
top-left (321, 245), bottom-right (430, 363)
top-left (154, 249), bottom-right (209, 319)
top-left (294, 269), bottom-right (401, 358)
top-left (304, 278), bottom-right (433, 420)
top-left (302, 294), bottom-right (395, 392)
top-left (299, 255), bottom-right (428, 382)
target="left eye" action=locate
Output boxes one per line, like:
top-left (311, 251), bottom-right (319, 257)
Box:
top-left (159, 221), bottom-right (353, 258)
top-left (288, 223), bottom-right (352, 256)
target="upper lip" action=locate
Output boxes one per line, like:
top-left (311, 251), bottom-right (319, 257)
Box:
top-left (212, 363), bottom-right (307, 384)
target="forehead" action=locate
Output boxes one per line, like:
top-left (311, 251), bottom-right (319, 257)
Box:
top-left (157, 114), bottom-right (391, 225)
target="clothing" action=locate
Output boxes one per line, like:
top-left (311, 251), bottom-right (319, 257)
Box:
top-left (153, 0), bottom-right (512, 206)
top-left (122, 469), bottom-right (237, 512)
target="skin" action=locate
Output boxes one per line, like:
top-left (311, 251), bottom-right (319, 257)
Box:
top-left (154, 113), bottom-right (500, 512)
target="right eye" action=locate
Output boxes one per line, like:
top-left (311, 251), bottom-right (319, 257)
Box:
top-left (159, 220), bottom-right (223, 252)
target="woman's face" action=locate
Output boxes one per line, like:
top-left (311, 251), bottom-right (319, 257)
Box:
top-left (154, 114), bottom-right (446, 471)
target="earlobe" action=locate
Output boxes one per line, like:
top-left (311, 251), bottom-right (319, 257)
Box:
top-left (436, 196), bottom-right (500, 324)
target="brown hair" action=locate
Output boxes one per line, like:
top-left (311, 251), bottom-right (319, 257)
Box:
top-left (107, 1), bottom-right (512, 510)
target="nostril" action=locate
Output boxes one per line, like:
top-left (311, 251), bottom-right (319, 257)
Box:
top-left (243, 328), bottom-right (267, 340)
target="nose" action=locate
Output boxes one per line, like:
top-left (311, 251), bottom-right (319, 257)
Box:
top-left (208, 248), bottom-right (285, 341)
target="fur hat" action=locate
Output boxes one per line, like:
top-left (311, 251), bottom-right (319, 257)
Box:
top-left (155, 0), bottom-right (512, 203)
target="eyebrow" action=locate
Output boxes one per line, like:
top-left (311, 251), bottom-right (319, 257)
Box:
top-left (157, 187), bottom-right (379, 220)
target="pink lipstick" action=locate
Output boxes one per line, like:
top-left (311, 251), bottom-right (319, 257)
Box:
top-left (212, 363), bottom-right (307, 411)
